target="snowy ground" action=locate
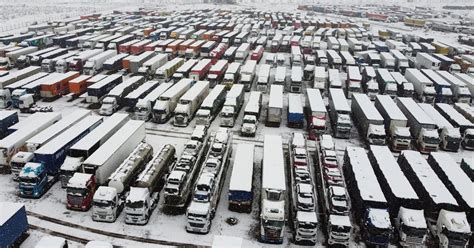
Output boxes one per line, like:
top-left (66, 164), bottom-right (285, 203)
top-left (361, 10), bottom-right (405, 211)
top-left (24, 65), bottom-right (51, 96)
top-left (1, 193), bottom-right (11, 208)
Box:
top-left (0, 3), bottom-right (472, 248)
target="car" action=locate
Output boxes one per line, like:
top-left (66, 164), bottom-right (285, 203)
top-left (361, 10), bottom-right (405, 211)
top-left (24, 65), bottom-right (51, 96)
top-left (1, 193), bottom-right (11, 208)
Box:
top-left (203, 157), bottom-right (222, 175)
top-left (175, 155), bottom-right (196, 172)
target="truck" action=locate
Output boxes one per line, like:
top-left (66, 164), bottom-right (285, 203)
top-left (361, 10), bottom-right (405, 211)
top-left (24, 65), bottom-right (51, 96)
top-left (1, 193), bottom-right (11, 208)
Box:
top-left (405, 68), bottom-right (436, 103)
top-left (390, 71), bottom-right (414, 98)
top-left (367, 146), bottom-right (428, 247)
top-left (434, 103), bottom-right (474, 150)
top-left (173, 81), bottom-right (210, 127)
top-left (313, 66), bottom-right (327, 91)
top-left (345, 66), bottom-right (362, 99)
top-left (390, 49), bottom-right (409, 73)
top-left (0, 46), bottom-right (38, 70)
top-left (17, 47), bottom-right (58, 69)
top-left (155, 58), bottom-right (185, 82)
top-left (398, 151), bottom-right (471, 248)
top-left (421, 69), bottom-right (453, 103)
top-left (152, 78), bottom-right (193, 123)
top-left (239, 60), bottom-right (257, 91)
top-left (328, 88), bottom-right (351, 139)
top-left (50, 51), bottom-right (79, 73)
top-left (65, 173), bottom-right (97, 211)
top-left (343, 147), bottom-right (393, 247)
top-left (207, 60), bottom-right (228, 88)
top-left (137, 54), bottom-right (168, 80)
top-left (67, 74), bottom-right (92, 97)
top-left (374, 95), bottom-right (410, 152)
top-left (103, 53), bottom-right (129, 72)
top-left (186, 129), bottom-right (233, 234)
top-left (376, 68), bottom-right (397, 97)
top-left (130, 39), bottom-right (152, 55)
top-left (30, 48), bottom-right (68, 67)
top-left (85, 74), bottom-right (121, 104)
top-left (59, 113), bottom-right (129, 188)
top-left (288, 133), bottom-right (319, 245)
top-left (436, 71), bottom-right (471, 103)
top-left (228, 143), bottom-right (255, 213)
top-left (99, 76), bottom-right (145, 116)
top-left (172, 59), bottom-right (198, 82)
top-left (189, 59), bottom-right (212, 81)
top-left (39, 71), bottom-right (80, 99)
top-left (133, 82), bottom-right (173, 121)
top-left (163, 126), bottom-right (209, 210)
top-left (195, 85), bottom-right (226, 127)
top-left (19, 116), bottom-right (103, 198)
top-left (240, 91), bottom-right (262, 137)
top-left (0, 202), bottom-right (29, 248)
top-left (453, 72), bottom-right (474, 100)
top-left (416, 52), bottom-right (440, 70)
top-left (397, 97), bottom-right (439, 153)
top-left (453, 103), bottom-right (474, 123)
top-left (5, 73), bottom-right (48, 98)
top-left (305, 88), bottom-right (327, 140)
top-left (68, 49), bottom-right (103, 72)
top-left (351, 93), bottom-right (386, 145)
top-left (0, 111), bottom-right (18, 139)
top-left (256, 64), bottom-right (271, 92)
top-left (274, 66), bottom-right (287, 88)
top-left (0, 112), bottom-right (61, 174)
top-left (124, 144), bottom-right (176, 225)
top-left (235, 43), bottom-right (250, 62)
top-left (123, 81), bottom-right (159, 109)
top-left (222, 62), bottom-right (241, 90)
top-left (93, 142), bottom-right (153, 219)
top-left (0, 66), bottom-right (42, 89)
top-left (128, 51), bottom-right (155, 74)
top-left (419, 103), bottom-right (462, 152)
top-left (86, 120), bottom-right (145, 222)
top-left (220, 84), bottom-right (245, 127)
top-left (260, 135), bottom-right (286, 243)
top-left (287, 93), bottom-right (304, 128)
top-left (83, 50), bottom-right (117, 75)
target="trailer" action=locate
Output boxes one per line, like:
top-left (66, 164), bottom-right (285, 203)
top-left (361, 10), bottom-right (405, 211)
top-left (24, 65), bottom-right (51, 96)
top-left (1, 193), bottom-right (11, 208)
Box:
top-left (152, 78), bottom-right (193, 123)
top-left (328, 88), bottom-right (351, 139)
top-left (1, 47), bottom-right (38, 69)
top-left (68, 49), bottom-right (103, 72)
top-left (351, 93), bottom-right (386, 145)
top-left (434, 103), bottom-right (474, 150)
top-left (186, 129), bottom-right (232, 234)
top-left (374, 95), bottom-right (410, 152)
top-left (189, 59), bottom-right (212, 81)
top-left (305, 88), bottom-right (326, 140)
top-left (0, 112), bottom-right (61, 174)
top-left (133, 82), bottom-right (173, 121)
top-left (0, 202), bottom-right (28, 248)
top-left (19, 116), bottom-right (103, 198)
top-left (100, 76), bottom-right (145, 115)
top-left (416, 52), bottom-right (440, 70)
top-left (397, 151), bottom-right (470, 247)
top-left (239, 60), bottom-right (257, 91)
top-left (172, 59), bottom-right (198, 82)
top-left (0, 111), bottom-right (18, 139)
top-left (5, 73), bottom-right (48, 99)
top-left (38, 71), bottom-right (79, 99)
top-left (137, 54), bottom-right (168, 79)
top-left (287, 93), bottom-right (304, 128)
top-left (405, 68), bottom-right (435, 103)
top-left (30, 48), bottom-right (68, 67)
top-left (103, 53), bottom-right (129, 72)
top-left (436, 71), bottom-right (471, 103)
top-left (48, 51), bottom-right (78, 73)
top-left (123, 81), bottom-right (159, 109)
top-left (173, 81), bottom-right (209, 127)
top-left (260, 135), bottom-right (286, 244)
top-left (390, 49), bottom-right (409, 73)
top-left (219, 84), bottom-right (245, 128)
top-left (155, 58), bottom-right (185, 82)
top-left (255, 64), bottom-right (271, 92)
top-left (228, 143), bottom-right (255, 213)
top-left (130, 39), bottom-right (151, 55)
top-left (453, 103), bottom-right (474, 123)
top-left (128, 51), bottom-right (154, 74)
top-left (421, 69), bottom-right (453, 103)
top-left (419, 103), bottom-right (461, 152)
top-left (367, 146), bottom-right (427, 247)
top-left (83, 50), bottom-right (117, 75)
top-left (240, 91), bottom-right (262, 137)
top-left (17, 47), bottom-right (58, 68)
top-left (235, 43), bottom-right (250, 62)
top-left (0, 66), bottom-right (41, 89)
top-left (453, 72), bottom-right (474, 99)
top-left (124, 144), bottom-right (176, 225)
top-left (343, 147), bottom-right (392, 247)
top-left (195, 85), bottom-right (226, 127)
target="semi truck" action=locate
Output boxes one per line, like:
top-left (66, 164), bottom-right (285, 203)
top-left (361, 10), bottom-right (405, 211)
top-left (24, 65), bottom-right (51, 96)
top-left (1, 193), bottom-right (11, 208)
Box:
top-left (228, 143), bottom-right (255, 212)
top-left (434, 103), bottom-right (474, 150)
top-left (124, 144), bottom-right (176, 225)
top-left (239, 60), bottom-right (257, 91)
top-left (367, 146), bottom-right (428, 247)
top-left (351, 93), bottom-right (386, 145)
top-left (266, 84), bottom-right (284, 127)
top-left (19, 116), bottom-right (103, 198)
top-left (288, 133), bottom-right (319, 245)
top-left (99, 76), bottom-right (145, 116)
top-left (137, 54), bottom-right (168, 80)
top-left (133, 82), bottom-right (173, 121)
top-left (0, 112), bottom-right (61, 174)
top-left (174, 81), bottom-right (210, 127)
top-left (436, 70), bottom-right (471, 103)
top-left (186, 129), bottom-right (232, 234)
top-left (85, 74), bottom-right (122, 104)
top-left (397, 97), bottom-right (439, 153)
top-left (207, 60), bottom-right (228, 88)
top-left (219, 84), bottom-right (245, 127)
top-left (68, 49), bottom-right (103, 72)
top-left (419, 103), bottom-right (462, 152)
top-left (172, 59), bottom-right (198, 82)
top-left (421, 69), bottom-right (453, 103)
top-left (59, 113), bottom-right (129, 188)
top-left (405, 68), bottom-right (436, 103)
top-left (328, 88), bottom-right (351, 139)
top-left (222, 62), bottom-right (241, 90)
top-left (92, 142), bottom-right (153, 221)
top-left (50, 51), bottom-right (79, 73)
top-left (240, 91), bottom-right (262, 137)
top-left (0, 111), bottom-right (18, 139)
top-left (397, 151), bottom-right (471, 248)
top-left (103, 53), bottom-right (128, 72)
top-left (260, 135), bottom-right (286, 243)
top-left (0, 202), bottom-right (29, 248)
top-left (195, 85), bottom-right (226, 127)
top-left (128, 51), bottom-right (155, 74)
top-left (287, 93), bottom-right (304, 128)
top-left (83, 50), bottom-right (117, 75)
top-left (0, 66), bottom-right (42, 89)
top-left (1, 46), bottom-right (38, 70)
top-left (155, 58), bottom-right (185, 82)
top-left (189, 59), bottom-right (212, 81)
top-left (152, 78), bottom-right (194, 123)
top-left (343, 147), bottom-right (393, 247)
top-left (256, 64), bottom-right (271, 92)
top-left (374, 95), bottom-right (410, 152)
top-left (123, 81), bottom-right (159, 109)
top-left (305, 88), bottom-right (327, 140)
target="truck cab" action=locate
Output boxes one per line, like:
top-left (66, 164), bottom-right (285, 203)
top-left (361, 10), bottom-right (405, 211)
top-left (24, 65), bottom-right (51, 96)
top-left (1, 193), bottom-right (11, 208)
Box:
top-left (11, 89), bottom-right (27, 108)
top-left (195, 109), bottom-right (212, 127)
top-left (0, 89), bottom-right (12, 108)
top-left (440, 127), bottom-right (461, 152)
top-left (99, 96), bottom-right (118, 116)
top-left (66, 173), bottom-right (96, 211)
top-left (18, 162), bottom-right (47, 198)
top-left (296, 183), bottom-right (315, 211)
top-left (83, 61), bottom-right (95, 75)
top-left (152, 100), bottom-right (170, 123)
top-left (390, 126), bottom-right (411, 152)
top-left (92, 186), bottom-right (123, 223)
top-left (362, 208), bottom-right (393, 246)
top-left (241, 114), bottom-right (257, 137)
top-left (417, 129), bottom-right (440, 154)
top-left (124, 187), bottom-right (155, 225)
top-left (334, 114), bottom-right (351, 138)
top-left (260, 199), bottom-right (285, 243)
top-left (59, 156), bottom-right (84, 188)
top-left (327, 215), bottom-right (352, 246)
top-left (10, 151), bottom-right (34, 179)
top-left (395, 207), bottom-right (428, 247)
top-left (367, 124), bottom-right (386, 145)
top-left (462, 129), bottom-right (474, 150)
top-left (133, 99), bottom-right (152, 121)
top-left (434, 210), bottom-right (471, 247)
top-left (173, 103), bottom-right (192, 127)
top-left (186, 201), bottom-right (212, 234)
top-left (163, 170), bottom-right (186, 204)
top-left (294, 211), bottom-right (318, 244)
top-left (328, 186), bottom-right (349, 215)
top-left (220, 104), bottom-right (237, 127)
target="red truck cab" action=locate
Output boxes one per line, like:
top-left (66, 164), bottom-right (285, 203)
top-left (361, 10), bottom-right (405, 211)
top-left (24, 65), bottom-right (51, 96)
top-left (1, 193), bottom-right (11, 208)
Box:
top-left (250, 45), bottom-right (265, 62)
top-left (66, 173), bottom-right (97, 211)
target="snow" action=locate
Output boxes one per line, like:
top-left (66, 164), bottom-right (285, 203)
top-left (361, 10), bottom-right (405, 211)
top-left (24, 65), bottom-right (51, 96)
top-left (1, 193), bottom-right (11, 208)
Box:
top-left (188, 201), bottom-right (210, 215)
top-left (19, 162), bottom-right (42, 178)
top-left (159, 79), bottom-right (193, 100)
top-left (212, 235), bottom-right (243, 248)
top-left (329, 88), bottom-right (350, 112)
top-left (142, 82), bottom-right (173, 103)
top-left (85, 241), bottom-right (113, 248)
top-left (368, 208), bottom-right (391, 229)
top-left (0, 110), bottom-right (16, 120)
top-left (438, 210), bottom-right (471, 234)
top-left (127, 187), bottom-right (148, 204)
top-left (0, 202), bottom-right (24, 226)
top-left (421, 69), bottom-right (450, 87)
top-left (436, 103), bottom-right (474, 128)
top-left (405, 68), bottom-right (433, 85)
top-left (369, 145), bottom-right (419, 201)
top-left (418, 103), bottom-right (454, 129)
top-left (352, 93), bottom-right (384, 122)
top-left (93, 186), bottom-right (116, 202)
top-left (262, 135), bottom-right (285, 191)
top-left (400, 151), bottom-right (458, 206)
top-left (67, 173), bottom-right (92, 189)
top-left (228, 143), bottom-right (254, 193)
top-left (288, 93), bottom-right (303, 114)
top-left (329, 214), bottom-right (351, 227)
top-left (5, 72), bottom-right (48, 91)
top-left (125, 81), bottom-right (158, 100)
top-left (191, 58), bottom-right (211, 72)
top-left (87, 74), bottom-right (121, 91)
top-left (268, 85), bottom-right (283, 109)
top-left (69, 113), bottom-right (129, 153)
top-left (34, 116), bottom-right (102, 155)
top-left (296, 211), bottom-right (318, 223)
top-left (375, 95), bottom-right (407, 122)
top-left (397, 97), bottom-right (436, 126)
top-left (179, 81), bottom-right (209, 103)
top-left (398, 207), bottom-right (427, 229)
top-left (35, 236), bottom-right (66, 248)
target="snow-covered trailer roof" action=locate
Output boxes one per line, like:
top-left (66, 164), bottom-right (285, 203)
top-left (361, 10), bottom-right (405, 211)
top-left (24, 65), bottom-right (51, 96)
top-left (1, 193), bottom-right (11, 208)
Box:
top-left (244, 91), bottom-right (261, 114)
top-left (421, 69), bottom-right (450, 87)
top-left (179, 80), bottom-right (209, 103)
top-left (142, 82), bottom-right (173, 102)
top-left (352, 93), bottom-right (384, 122)
top-left (347, 66), bottom-right (362, 81)
top-left (201, 85), bottom-right (225, 109)
top-left (159, 78), bottom-right (193, 100)
top-left (329, 88), bottom-right (350, 113)
top-left (397, 97), bottom-right (436, 127)
top-left (228, 143), bottom-right (255, 193)
top-left (375, 95), bottom-right (407, 122)
top-left (191, 58), bottom-right (212, 72)
top-left (435, 103), bottom-right (474, 131)
top-left (262, 135), bottom-right (285, 191)
top-left (125, 81), bottom-right (158, 100)
top-left (268, 85), bottom-right (283, 109)
top-left (418, 103), bottom-right (454, 129)
top-left (5, 72), bottom-right (48, 91)
top-left (288, 93), bottom-right (303, 114)
top-left (87, 74), bottom-right (122, 90)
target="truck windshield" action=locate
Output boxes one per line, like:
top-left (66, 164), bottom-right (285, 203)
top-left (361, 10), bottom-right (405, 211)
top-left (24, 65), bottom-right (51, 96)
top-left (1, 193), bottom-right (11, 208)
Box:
top-left (401, 224), bottom-right (426, 238)
top-left (423, 136), bottom-right (440, 144)
top-left (441, 228), bottom-right (469, 245)
top-left (126, 200), bottom-right (144, 209)
top-left (298, 221), bottom-right (317, 229)
top-left (19, 177), bottom-right (38, 184)
top-left (263, 219), bottom-right (284, 228)
top-left (330, 224), bottom-right (351, 233)
top-left (93, 200), bottom-right (112, 208)
top-left (67, 187), bottom-right (87, 196)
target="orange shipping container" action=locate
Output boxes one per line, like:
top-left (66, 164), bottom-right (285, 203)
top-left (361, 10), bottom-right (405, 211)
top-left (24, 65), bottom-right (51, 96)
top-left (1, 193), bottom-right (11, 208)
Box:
top-left (68, 74), bottom-right (93, 96)
top-left (40, 71), bottom-right (80, 99)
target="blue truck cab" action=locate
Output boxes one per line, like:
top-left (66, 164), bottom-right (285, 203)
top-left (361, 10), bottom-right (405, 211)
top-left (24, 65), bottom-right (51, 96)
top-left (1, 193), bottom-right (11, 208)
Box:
top-left (18, 162), bottom-right (47, 198)
top-left (363, 208), bottom-right (393, 246)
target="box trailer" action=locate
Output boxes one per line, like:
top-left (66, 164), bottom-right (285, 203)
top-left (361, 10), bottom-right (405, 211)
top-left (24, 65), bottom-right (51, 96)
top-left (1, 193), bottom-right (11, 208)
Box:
top-left (152, 78), bottom-right (193, 123)
top-left (266, 85), bottom-right (283, 127)
top-left (0, 202), bottom-right (28, 247)
top-left (83, 50), bottom-right (117, 75)
top-left (86, 74), bottom-right (123, 103)
top-left (0, 111), bottom-right (18, 139)
top-left (351, 93), bottom-right (386, 145)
